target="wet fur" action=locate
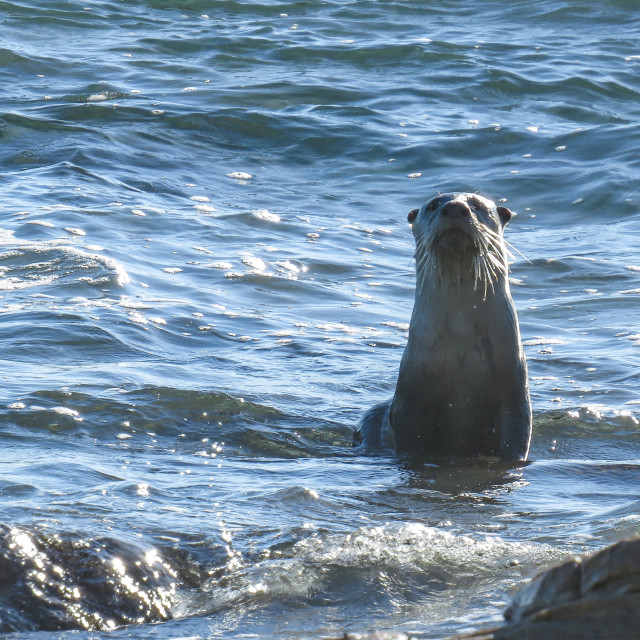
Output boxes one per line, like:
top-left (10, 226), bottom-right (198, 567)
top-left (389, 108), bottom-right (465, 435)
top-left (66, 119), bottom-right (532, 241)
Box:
top-left (355, 193), bottom-right (532, 460)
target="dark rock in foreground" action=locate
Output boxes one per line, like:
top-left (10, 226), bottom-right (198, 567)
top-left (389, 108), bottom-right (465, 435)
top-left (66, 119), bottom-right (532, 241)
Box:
top-left (452, 536), bottom-right (640, 640)
top-left (0, 523), bottom-right (176, 632)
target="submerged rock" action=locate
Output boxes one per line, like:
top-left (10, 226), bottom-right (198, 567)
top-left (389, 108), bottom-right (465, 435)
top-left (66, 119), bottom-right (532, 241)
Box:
top-left (447, 537), bottom-right (640, 640)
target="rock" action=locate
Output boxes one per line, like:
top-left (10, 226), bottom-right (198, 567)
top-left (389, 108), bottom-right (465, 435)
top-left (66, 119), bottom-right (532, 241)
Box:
top-left (447, 537), bottom-right (640, 640)
top-left (0, 523), bottom-right (176, 632)
top-left (330, 538), bottom-right (640, 640)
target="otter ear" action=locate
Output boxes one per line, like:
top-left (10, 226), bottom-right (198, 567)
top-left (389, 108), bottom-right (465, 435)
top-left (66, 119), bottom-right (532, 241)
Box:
top-left (408, 208), bottom-right (419, 223)
top-left (496, 206), bottom-right (514, 225)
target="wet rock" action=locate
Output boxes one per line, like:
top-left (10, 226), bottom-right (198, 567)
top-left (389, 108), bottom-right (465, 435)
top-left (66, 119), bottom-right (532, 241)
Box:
top-left (447, 537), bottom-right (640, 640)
top-left (0, 523), bottom-right (176, 632)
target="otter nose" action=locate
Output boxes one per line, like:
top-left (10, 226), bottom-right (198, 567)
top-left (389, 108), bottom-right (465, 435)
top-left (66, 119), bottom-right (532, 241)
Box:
top-left (440, 201), bottom-right (470, 218)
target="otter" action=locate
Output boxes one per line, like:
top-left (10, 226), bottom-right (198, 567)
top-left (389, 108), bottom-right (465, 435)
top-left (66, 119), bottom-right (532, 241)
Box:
top-left (356, 192), bottom-right (531, 460)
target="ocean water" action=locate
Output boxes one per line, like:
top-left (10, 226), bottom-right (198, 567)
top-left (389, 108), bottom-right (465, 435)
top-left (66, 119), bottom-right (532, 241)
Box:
top-left (1, 0), bottom-right (639, 637)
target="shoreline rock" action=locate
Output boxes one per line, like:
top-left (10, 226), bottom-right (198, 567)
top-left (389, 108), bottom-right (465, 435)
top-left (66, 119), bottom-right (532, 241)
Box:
top-left (450, 536), bottom-right (640, 640)
top-left (328, 537), bottom-right (640, 640)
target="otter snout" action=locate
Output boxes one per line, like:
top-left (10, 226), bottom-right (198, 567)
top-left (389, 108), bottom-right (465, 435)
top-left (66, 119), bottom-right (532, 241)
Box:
top-left (440, 200), bottom-right (470, 219)
top-left (435, 199), bottom-right (474, 248)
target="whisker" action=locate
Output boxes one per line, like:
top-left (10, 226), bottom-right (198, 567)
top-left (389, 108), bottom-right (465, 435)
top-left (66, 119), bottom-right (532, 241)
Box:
top-left (473, 254), bottom-right (481, 292)
top-left (412, 214), bottom-right (520, 300)
top-left (504, 238), bottom-right (530, 264)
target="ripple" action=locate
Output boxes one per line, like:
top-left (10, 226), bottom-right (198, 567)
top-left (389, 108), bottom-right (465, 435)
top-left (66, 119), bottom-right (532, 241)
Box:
top-left (0, 242), bottom-right (129, 291)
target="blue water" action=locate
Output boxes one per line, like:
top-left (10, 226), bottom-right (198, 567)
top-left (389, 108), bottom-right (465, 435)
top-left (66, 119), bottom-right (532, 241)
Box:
top-left (1, 0), bottom-right (640, 637)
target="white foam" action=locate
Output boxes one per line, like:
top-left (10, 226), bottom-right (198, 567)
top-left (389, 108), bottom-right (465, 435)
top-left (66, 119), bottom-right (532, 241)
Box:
top-left (522, 337), bottom-right (567, 346)
top-left (241, 255), bottom-right (268, 272)
top-left (291, 523), bottom-right (551, 573)
top-left (226, 171), bottom-right (253, 180)
top-left (196, 523), bottom-right (552, 617)
top-left (253, 209), bottom-right (280, 223)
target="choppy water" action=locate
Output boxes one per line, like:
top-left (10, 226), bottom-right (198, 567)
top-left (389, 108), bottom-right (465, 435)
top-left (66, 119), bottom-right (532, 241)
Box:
top-left (1, 0), bottom-right (639, 637)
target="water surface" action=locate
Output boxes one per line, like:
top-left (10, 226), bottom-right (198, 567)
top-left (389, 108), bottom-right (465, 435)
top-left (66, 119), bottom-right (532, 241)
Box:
top-left (1, 0), bottom-right (640, 638)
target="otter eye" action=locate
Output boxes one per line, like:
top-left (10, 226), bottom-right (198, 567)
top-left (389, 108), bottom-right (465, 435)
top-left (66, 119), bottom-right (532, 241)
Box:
top-left (408, 208), bottom-right (419, 223)
top-left (468, 197), bottom-right (485, 210)
top-left (425, 196), bottom-right (445, 212)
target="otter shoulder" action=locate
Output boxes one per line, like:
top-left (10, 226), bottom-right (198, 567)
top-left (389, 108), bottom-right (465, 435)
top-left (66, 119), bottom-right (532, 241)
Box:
top-left (353, 400), bottom-right (395, 451)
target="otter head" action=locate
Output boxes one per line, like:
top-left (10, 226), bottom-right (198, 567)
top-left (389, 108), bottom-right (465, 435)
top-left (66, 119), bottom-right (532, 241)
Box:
top-left (408, 193), bottom-right (513, 294)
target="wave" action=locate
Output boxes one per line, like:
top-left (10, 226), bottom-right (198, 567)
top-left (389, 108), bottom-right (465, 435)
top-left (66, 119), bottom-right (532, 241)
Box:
top-left (0, 241), bottom-right (129, 291)
top-left (1, 386), bottom-right (352, 456)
